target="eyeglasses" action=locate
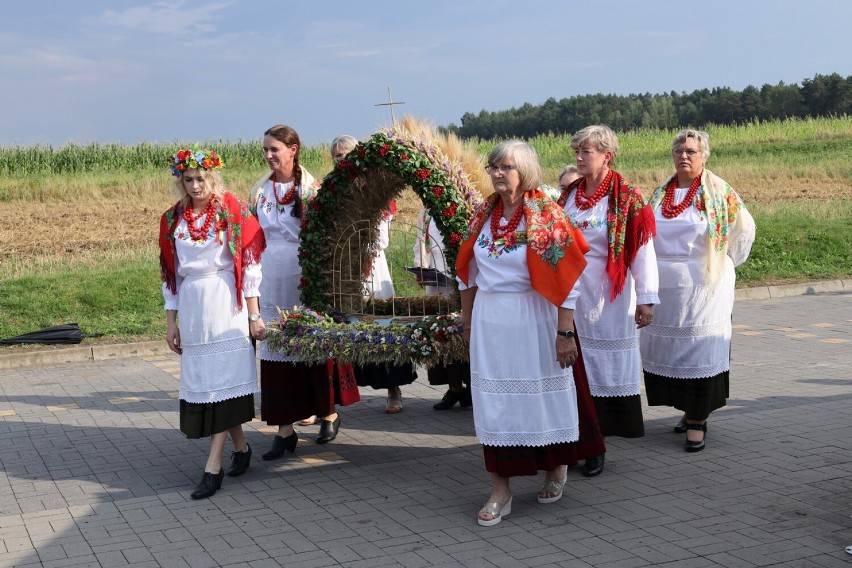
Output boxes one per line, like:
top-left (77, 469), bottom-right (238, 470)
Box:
top-left (673, 148), bottom-right (700, 158)
top-left (485, 164), bottom-right (518, 174)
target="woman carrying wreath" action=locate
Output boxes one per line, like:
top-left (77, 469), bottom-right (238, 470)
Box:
top-left (557, 125), bottom-right (659, 477)
top-left (640, 129), bottom-right (755, 452)
top-left (251, 125), bottom-right (359, 458)
top-left (456, 140), bottom-right (603, 526)
top-left (160, 147), bottom-right (265, 499)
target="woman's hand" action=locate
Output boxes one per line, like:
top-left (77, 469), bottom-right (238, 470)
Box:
top-left (166, 322), bottom-right (182, 355)
top-left (250, 318), bottom-right (266, 341)
top-left (555, 335), bottom-right (577, 369)
top-left (461, 320), bottom-right (471, 343)
top-left (635, 304), bottom-right (654, 328)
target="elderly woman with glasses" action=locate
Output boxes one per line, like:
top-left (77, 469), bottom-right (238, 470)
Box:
top-left (557, 124), bottom-right (659, 477)
top-left (457, 140), bottom-right (603, 526)
top-left (640, 129), bottom-right (755, 452)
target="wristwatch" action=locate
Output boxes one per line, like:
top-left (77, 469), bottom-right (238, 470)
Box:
top-left (556, 330), bottom-right (575, 339)
top-left (249, 313), bottom-right (262, 322)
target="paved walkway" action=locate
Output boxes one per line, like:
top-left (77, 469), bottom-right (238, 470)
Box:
top-left (0, 292), bottom-right (850, 567)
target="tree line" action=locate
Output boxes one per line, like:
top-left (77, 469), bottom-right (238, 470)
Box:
top-left (443, 73), bottom-right (852, 139)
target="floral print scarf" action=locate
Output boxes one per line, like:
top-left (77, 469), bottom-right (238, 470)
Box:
top-left (456, 189), bottom-right (589, 307)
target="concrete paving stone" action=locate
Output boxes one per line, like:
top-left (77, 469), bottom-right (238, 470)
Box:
top-left (40, 555), bottom-right (99, 568)
top-left (0, 290), bottom-right (850, 566)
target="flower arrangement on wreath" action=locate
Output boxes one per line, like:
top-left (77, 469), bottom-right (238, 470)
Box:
top-left (298, 128), bottom-right (482, 313)
top-left (264, 306), bottom-right (468, 367)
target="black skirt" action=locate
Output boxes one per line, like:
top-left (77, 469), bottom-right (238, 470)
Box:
top-left (180, 394), bottom-right (255, 439)
top-left (593, 394), bottom-right (645, 438)
top-left (354, 362), bottom-right (417, 390)
top-left (644, 370), bottom-right (730, 421)
top-left (426, 360), bottom-right (470, 387)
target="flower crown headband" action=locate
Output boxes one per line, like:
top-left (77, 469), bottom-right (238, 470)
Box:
top-left (168, 144), bottom-right (224, 176)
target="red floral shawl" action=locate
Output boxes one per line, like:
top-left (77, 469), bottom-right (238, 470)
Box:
top-left (159, 191), bottom-right (266, 309)
top-left (456, 189), bottom-right (589, 307)
top-left (558, 171), bottom-right (655, 302)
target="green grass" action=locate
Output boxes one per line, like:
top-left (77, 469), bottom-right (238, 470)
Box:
top-left (736, 200), bottom-right (852, 284)
top-left (0, 255), bottom-right (165, 342)
top-left (1, 116), bottom-right (851, 345)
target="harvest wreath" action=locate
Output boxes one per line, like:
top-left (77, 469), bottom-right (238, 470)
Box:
top-left (263, 117), bottom-right (486, 366)
top-left (264, 307), bottom-right (468, 367)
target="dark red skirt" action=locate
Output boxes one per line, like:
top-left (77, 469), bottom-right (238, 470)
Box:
top-left (260, 360), bottom-right (329, 425)
top-left (483, 339), bottom-right (605, 477)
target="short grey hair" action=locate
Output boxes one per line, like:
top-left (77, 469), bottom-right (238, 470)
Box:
top-left (330, 135), bottom-right (358, 158)
top-left (558, 165), bottom-right (579, 184)
top-left (570, 124), bottom-right (620, 164)
top-left (672, 129), bottom-right (711, 160)
top-left (487, 140), bottom-right (542, 191)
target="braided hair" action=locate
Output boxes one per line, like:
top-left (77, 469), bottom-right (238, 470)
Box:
top-left (264, 124), bottom-right (304, 218)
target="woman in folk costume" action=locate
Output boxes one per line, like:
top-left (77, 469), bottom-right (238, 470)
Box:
top-left (641, 129), bottom-right (755, 452)
top-left (456, 140), bottom-right (605, 526)
top-left (557, 125), bottom-right (659, 477)
top-left (159, 148), bottom-right (265, 499)
top-left (250, 125), bottom-right (359, 456)
top-left (412, 206), bottom-right (472, 410)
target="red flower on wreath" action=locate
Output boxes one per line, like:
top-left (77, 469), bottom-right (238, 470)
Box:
top-left (357, 146), bottom-right (366, 158)
top-left (414, 168), bottom-right (431, 180)
top-left (400, 154), bottom-right (410, 161)
top-left (337, 159), bottom-right (355, 171)
top-left (378, 143), bottom-right (391, 157)
top-left (442, 203), bottom-right (458, 217)
top-left (449, 233), bottom-right (461, 245)
top-left (310, 200), bottom-right (322, 211)
top-left (432, 185), bottom-right (444, 197)
top-left (299, 276), bottom-right (309, 289)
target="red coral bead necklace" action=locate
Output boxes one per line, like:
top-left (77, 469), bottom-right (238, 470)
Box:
top-left (661, 173), bottom-right (702, 218)
top-left (490, 198), bottom-right (524, 240)
top-left (183, 198), bottom-right (217, 241)
top-left (574, 169), bottom-right (613, 210)
top-left (271, 172), bottom-right (296, 205)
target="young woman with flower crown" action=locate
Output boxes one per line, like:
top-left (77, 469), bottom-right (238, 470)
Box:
top-left (456, 140), bottom-right (604, 526)
top-left (159, 147), bottom-right (266, 500)
top-left (250, 125), bottom-right (360, 458)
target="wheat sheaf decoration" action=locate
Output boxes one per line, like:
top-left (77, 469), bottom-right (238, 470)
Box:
top-left (297, 116), bottom-right (487, 314)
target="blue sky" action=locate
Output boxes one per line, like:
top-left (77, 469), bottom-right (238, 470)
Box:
top-left (2, 0), bottom-right (850, 147)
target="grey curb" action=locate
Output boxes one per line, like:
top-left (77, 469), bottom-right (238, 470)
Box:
top-left (1, 279), bottom-right (848, 370)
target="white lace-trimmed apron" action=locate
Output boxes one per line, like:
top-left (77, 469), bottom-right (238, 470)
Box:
top-left (470, 290), bottom-right (579, 447)
top-left (177, 270), bottom-right (258, 403)
top-left (257, 239), bottom-right (302, 362)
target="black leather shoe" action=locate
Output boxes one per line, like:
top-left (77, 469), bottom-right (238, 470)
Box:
top-left (226, 443), bottom-right (251, 477)
top-left (460, 386), bottom-right (472, 408)
top-left (685, 423), bottom-right (707, 452)
top-left (433, 389), bottom-right (465, 410)
top-left (582, 454), bottom-right (605, 477)
top-left (316, 415), bottom-right (340, 444)
top-left (191, 469), bottom-right (224, 500)
top-left (673, 415), bottom-right (688, 433)
top-left (262, 432), bottom-right (298, 460)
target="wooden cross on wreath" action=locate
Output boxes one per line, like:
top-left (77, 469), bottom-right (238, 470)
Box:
top-left (374, 86), bottom-right (406, 124)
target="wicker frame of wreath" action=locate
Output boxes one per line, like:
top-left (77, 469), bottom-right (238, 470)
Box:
top-left (298, 128), bottom-right (483, 314)
top-left (262, 118), bottom-right (487, 367)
